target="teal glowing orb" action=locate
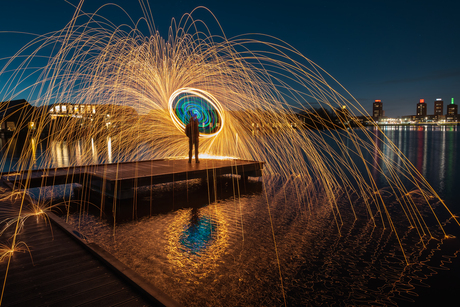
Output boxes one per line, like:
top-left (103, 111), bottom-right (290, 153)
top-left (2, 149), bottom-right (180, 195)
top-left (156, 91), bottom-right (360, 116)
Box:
top-left (169, 88), bottom-right (224, 138)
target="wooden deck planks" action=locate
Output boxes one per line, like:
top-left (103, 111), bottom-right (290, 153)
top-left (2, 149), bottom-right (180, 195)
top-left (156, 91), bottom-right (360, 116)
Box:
top-left (0, 212), bottom-right (179, 307)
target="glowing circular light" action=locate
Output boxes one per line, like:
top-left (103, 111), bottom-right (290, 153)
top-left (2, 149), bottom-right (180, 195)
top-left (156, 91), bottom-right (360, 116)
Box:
top-left (168, 88), bottom-right (224, 138)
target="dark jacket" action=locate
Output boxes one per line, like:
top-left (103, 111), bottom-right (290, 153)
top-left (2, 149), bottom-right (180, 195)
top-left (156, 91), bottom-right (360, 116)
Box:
top-left (186, 118), bottom-right (199, 141)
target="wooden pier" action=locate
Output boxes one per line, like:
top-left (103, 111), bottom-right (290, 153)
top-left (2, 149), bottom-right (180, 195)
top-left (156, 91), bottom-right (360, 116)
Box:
top-left (0, 159), bottom-right (264, 306)
top-left (0, 181), bottom-right (179, 307)
top-left (1, 159), bottom-right (264, 199)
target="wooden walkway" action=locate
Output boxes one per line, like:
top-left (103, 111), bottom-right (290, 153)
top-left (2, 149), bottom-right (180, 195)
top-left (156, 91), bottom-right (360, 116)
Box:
top-left (0, 159), bottom-right (264, 306)
top-left (0, 181), bottom-right (180, 307)
top-left (1, 159), bottom-right (264, 199)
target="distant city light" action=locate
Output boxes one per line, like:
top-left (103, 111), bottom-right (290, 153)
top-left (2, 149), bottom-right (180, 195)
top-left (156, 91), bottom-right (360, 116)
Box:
top-left (371, 97), bottom-right (458, 124)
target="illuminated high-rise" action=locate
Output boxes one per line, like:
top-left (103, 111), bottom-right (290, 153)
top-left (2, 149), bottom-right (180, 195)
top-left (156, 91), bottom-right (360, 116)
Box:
top-left (372, 100), bottom-right (383, 120)
top-left (446, 98), bottom-right (458, 121)
top-left (416, 99), bottom-right (427, 116)
top-left (434, 98), bottom-right (443, 116)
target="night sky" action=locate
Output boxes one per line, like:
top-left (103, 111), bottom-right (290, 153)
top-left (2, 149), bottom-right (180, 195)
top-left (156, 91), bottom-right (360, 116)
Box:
top-left (1, 0), bottom-right (459, 117)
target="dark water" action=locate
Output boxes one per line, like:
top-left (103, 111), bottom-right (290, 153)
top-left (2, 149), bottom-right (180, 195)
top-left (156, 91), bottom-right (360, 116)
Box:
top-left (2, 126), bottom-right (460, 306)
top-left (378, 125), bottom-right (460, 204)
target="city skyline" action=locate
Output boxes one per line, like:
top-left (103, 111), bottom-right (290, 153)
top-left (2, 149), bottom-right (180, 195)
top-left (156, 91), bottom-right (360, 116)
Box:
top-left (376, 97), bottom-right (457, 118)
top-left (1, 0), bottom-right (459, 117)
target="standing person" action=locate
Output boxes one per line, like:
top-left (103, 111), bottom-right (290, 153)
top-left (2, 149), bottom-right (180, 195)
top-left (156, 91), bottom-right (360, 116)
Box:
top-left (186, 114), bottom-right (200, 163)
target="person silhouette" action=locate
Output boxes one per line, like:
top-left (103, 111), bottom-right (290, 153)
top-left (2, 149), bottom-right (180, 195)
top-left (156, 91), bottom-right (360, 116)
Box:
top-left (186, 114), bottom-right (200, 163)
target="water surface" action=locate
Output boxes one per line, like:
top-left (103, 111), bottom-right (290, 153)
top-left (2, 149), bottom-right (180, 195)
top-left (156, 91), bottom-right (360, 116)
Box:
top-left (2, 126), bottom-right (459, 306)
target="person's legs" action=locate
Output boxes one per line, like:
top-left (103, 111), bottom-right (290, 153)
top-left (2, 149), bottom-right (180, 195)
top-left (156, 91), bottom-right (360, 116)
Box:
top-left (188, 138), bottom-right (193, 163)
top-left (195, 138), bottom-right (199, 163)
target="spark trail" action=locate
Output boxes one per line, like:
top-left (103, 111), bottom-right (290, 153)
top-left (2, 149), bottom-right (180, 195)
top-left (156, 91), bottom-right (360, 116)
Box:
top-left (0, 2), bottom-right (458, 306)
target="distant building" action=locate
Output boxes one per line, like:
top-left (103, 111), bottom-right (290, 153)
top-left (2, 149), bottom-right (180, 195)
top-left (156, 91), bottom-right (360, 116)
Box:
top-left (48, 103), bottom-right (138, 119)
top-left (48, 102), bottom-right (139, 131)
top-left (400, 115), bottom-right (414, 123)
top-left (0, 99), bottom-right (37, 137)
top-left (416, 99), bottom-right (427, 117)
top-left (446, 98), bottom-right (458, 122)
top-left (434, 98), bottom-right (443, 116)
top-left (372, 100), bottom-right (383, 121)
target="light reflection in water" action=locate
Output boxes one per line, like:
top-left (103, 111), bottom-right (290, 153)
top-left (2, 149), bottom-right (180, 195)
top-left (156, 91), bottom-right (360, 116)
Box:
top-left (91, 138), bottom-right (97, 164)
top-left (166, 203), bottom-right (229, 277)
top-left (55, 142), bottom-right (63, 167)
top-left (107, 136), bottom-right (112, 163)
top-left (3, 128), bottom-right (459, 306)
top-left (47, 137), bottom-right (114, 167)
top-left (62, 176), bottom-right (459, 306)
top-left (440, 128), bottom-right (446, 191)
top-left (423, 126), bottom-right (428, 177)
top-left (30, 137), bottom-right (37, 165)
top-left (370, 125), bottom-right (459, 195)
top-left (75, 140), bottom-right (82, 165)
top-left (179, 208), bottom-right (217, 255)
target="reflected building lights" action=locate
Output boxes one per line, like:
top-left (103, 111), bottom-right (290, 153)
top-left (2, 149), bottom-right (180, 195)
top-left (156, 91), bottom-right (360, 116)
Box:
top-left (91, 138), bottom-right (98, 164)
top-left (107, 136), bottom-right (112, 163)
top-left (51, 141), bottom-right (70, 167)
top-left (423, 128), bottom-right (428, 178)
top-left (54, 142), bottom-right (62, 168)
top-left (44, 136), bottom-right (118, 167)
top-left (439, 128), bottom-right (446, 191)
top-left (63, 142), bottom-right (69, 166)
top-left (30, 138), bottom-right (37, 165)
top-left (76, 140), bottom-right (82, 165)
top-left (416, 128), bottom-right (424, 173)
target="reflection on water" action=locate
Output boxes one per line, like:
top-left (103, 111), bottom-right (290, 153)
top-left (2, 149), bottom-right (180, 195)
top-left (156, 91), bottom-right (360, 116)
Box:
top-left (64, 176), bottom-right (459, 306)
top-left (375, 125), bottom-right (460, 200)
top-left (3, 126), bottom-right (460, 306)
top-left (179, 208), bottom-right (217, 255)
top-left (0, 135), bottom-right (117, 171)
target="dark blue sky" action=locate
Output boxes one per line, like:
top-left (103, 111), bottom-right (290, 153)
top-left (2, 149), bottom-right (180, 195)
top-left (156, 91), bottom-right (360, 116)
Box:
top-left (1, 0), bottom-right (459, 117)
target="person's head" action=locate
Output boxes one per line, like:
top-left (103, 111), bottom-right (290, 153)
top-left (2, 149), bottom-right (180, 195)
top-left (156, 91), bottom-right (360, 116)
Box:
top-left (192, 114), bottom-right (197, 120)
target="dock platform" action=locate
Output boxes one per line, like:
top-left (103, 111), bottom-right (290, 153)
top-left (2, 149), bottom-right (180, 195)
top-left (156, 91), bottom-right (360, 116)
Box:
top-left (1, 159), bottom-right (264, 199)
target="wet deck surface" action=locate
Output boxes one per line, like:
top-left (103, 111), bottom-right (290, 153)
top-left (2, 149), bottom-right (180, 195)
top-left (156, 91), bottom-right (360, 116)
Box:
top-left (0, 182), bottom-right (178, 307)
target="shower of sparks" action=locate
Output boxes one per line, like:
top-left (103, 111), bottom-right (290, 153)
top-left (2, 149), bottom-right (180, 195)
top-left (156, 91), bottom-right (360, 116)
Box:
top-left (0, 191), bottom-right (60, 238)
top-left (0, 0), bottom-right (456, 255)
top-left (0, 2), bottom-right (458, 305)
top-left (0, 241), bottom-right (30, 263)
